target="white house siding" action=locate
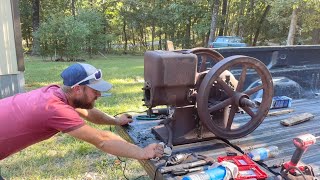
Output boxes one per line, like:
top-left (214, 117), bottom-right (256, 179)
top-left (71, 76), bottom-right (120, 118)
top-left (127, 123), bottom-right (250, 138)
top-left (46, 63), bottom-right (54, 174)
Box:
top-left (0, 0), bottom-right (18, 75)
top-left (0, 0), bottom-right (25, 99)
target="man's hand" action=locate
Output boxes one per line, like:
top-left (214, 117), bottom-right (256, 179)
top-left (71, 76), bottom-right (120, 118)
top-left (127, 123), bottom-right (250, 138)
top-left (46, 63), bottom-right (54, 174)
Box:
top-left (142, 143), bottom-right (164, 160)
top-left (116, 113), bottom-right (133, 126)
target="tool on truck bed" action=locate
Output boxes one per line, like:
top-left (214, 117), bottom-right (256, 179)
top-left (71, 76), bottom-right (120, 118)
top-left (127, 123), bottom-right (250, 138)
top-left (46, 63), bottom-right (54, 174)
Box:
top-left (280, 134), bottom-right (318, 180)
top-left (142, 48), bottom-right (274, 145)
top-left (158, 153), bottom-right (215, 174)
top-left (217, 155), bottom-right (268, 180)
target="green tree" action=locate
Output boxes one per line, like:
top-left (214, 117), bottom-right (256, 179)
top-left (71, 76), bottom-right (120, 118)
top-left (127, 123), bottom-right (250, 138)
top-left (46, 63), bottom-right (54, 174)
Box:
top-left (31, 0), bottom-right (40, 55)
top-left (19, 0), bottom-right (33, 51)
top-left (35, 15), bottom-right (89, 60)
top-left (19, 0), bottom-right (320, 56)
top-left (77, 9), bottom-right (107, 57)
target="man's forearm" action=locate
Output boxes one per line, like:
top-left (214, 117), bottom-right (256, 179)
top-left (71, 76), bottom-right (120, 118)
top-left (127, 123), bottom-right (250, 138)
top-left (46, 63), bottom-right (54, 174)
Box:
top-left (67, 125), bottom-right (146, 159)
top-left (75, 108), bottom-right (119, 125)
top-left (97, 133), bottom-right (145, 159)
top-left (100, 141), bottom-right (145, 159)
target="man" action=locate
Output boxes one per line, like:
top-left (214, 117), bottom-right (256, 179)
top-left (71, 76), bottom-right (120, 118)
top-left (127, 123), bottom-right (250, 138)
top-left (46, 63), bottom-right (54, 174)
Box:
top-left (0, 63), bottom-right (164, 176)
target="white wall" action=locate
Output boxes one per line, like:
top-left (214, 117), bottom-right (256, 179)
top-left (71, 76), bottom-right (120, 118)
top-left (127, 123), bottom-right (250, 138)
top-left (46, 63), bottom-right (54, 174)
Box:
top-left (0, 0), bottom-right (18, 75)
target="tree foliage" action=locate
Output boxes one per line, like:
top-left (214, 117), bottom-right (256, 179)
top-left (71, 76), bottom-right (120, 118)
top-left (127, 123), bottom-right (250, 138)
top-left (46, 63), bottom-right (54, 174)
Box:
top-left (35, 14), bottom-right (89, 60)
top-left (19, 0), bottom-right (320, 58)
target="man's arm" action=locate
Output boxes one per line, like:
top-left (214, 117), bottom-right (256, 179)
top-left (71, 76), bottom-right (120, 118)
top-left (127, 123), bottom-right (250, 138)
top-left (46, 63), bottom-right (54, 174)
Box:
top-left (67, 125), bottom-right (163, 160)
top-left (75, 108), bottom-right (132, 125)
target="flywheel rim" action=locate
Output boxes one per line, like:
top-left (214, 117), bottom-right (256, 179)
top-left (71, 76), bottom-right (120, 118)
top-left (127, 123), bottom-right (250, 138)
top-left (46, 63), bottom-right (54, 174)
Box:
top-left (197, 55), bottom-right (273, 139)
top-left (188, 48), bottom-right (224, 72)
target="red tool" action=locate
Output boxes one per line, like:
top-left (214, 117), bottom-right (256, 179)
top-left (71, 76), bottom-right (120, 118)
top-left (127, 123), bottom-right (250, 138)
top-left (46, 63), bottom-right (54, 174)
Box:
top-left (217, 155), bottom-right (268, 180)
top-left (282, 134), bottom-right (316, 175)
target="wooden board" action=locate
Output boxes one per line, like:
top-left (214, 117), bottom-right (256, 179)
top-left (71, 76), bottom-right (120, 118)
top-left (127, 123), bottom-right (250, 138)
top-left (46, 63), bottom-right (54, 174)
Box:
top-left (280, 112), bottom-right (315, 126)
top-left (267, 109), bottom-right (294, 116)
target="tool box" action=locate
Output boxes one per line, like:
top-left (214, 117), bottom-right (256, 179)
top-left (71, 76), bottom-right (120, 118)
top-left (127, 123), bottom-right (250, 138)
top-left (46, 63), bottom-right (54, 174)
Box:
top-left (254, 96), bottom-right (292, 109)
top-left (217, 155), bottom-right (268, 180)
top-left (270, 96), bottom-right (292, 109)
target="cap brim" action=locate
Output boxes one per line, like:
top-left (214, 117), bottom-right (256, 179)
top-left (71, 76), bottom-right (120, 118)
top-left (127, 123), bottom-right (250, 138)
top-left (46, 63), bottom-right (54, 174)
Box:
top-left (86, 79), bottom-right (112, 92)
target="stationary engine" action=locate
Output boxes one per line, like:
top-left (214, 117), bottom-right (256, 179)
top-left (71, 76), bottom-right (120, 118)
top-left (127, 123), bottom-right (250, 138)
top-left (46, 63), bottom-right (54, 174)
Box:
top-left (142, 48), bottom-right (273, 146)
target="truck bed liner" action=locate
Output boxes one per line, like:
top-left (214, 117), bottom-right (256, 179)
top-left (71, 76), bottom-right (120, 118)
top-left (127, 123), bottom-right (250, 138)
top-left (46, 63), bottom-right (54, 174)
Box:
top-left (116, 97), bottom-right (320, 179)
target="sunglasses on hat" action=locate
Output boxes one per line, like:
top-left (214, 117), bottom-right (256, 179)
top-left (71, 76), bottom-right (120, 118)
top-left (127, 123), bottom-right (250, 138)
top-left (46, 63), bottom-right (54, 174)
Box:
top-left (71, 69), bottom-right (102, 88)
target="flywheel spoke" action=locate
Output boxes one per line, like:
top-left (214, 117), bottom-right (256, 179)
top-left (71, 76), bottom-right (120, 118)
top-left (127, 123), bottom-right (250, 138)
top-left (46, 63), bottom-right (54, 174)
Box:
top-left (236, 65), bottom-right (247, 92)
top-left (208, 97), bottom-right (233, 113)
top-left (216, 77), bottom-right (235, 96)
top-left (226, 105), bottom-right (238, 130)
top-left (244, 84), bottom-right (263, 95)
top-left (190, 48), bottom-right (224, 72)
top-left (242, 106), bottom-right (256, 117)
top-left (199, 55), bottom-right (207, 72)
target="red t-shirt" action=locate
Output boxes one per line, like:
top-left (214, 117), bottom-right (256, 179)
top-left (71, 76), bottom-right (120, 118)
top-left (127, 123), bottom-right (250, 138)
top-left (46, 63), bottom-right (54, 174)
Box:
top-left (0, 85), bottom-right (85, 160)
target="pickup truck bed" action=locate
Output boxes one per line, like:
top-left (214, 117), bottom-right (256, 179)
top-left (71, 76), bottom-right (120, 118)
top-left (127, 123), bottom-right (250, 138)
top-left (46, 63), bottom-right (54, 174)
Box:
top-left (116, 97), bottom-right (320, 179)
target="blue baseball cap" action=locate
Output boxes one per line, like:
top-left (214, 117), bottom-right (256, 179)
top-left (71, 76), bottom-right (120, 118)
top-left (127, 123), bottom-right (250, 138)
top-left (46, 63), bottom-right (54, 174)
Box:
top-left (61, 63), bottom-right (112, 92)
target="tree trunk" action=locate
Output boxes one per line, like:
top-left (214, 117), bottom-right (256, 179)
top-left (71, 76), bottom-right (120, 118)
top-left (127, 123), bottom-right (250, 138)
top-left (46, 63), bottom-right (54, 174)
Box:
top-left (192, 30), bottom-right (195, 46)
top-left (287, 7), bottom-right (298, 45)
top-left (312, 29), bottom-right (320, 44)
top-left (123, 20), bottom-right (128, 53)
top-left (248, 0), bottom-right (254, 44)
top-left (158, 29), bottom-right (162, 50)
top-left (185, 17), bottom-right (191, 48)
top-left (208, 0), bottom-right (220, 47)
top-left (139, 28), bottom-right (145, 48)
top-left (236, 8), bottom-right (244, 36)
top-left (224, 2), bottom-right (231, 35)
top-left (27, 28), bottom-right (32, 48)
top-left (144, 28), bottom-right (147, 49)
top-left (253, 5), bottom-right (270, 46)
top-left (71, 0), bottom-right (75, 17)
top-left (151, 22), bottom-right (155, 50)
top-left (102, 2), bottom-right (107, 52)
top-left (165, 32), bottom-right (168, 50)
top-left (218, 0), bottom-right (227, 36)
top-left (31, 0), bottom-right (40, 55)
top-left (132, 29), bottom-right (136, 46)
top-left (88, 39), bottom-right (92, 58)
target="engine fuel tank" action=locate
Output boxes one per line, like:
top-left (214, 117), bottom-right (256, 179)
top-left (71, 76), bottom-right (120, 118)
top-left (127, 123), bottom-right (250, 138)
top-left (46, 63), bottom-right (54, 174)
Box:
top-left (143, 51), bottom-right (197, 107)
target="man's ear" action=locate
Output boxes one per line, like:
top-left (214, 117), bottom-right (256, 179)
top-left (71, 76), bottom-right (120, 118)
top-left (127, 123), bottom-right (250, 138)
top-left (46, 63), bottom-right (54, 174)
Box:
top-left (72, 85), bottom-right (83, 95)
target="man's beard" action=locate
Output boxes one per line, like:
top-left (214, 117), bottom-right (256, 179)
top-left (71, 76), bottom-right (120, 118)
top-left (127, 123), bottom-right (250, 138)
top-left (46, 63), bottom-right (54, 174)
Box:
top-left (72, 94), bottom-right (95, 109)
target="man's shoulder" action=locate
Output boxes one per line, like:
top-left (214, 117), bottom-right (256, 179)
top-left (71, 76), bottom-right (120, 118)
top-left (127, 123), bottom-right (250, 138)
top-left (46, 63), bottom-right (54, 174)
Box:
top-left (42, 84), bottom-right (61, 92)
top-left (43, 85), bottom-right (68, 104)
top-left (25, 84), bottom-right (61, 97)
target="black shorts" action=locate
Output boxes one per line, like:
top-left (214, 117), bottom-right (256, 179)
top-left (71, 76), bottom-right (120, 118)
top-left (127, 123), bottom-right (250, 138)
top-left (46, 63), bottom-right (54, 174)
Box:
top-left (0, 174), bottom-right (4, 180)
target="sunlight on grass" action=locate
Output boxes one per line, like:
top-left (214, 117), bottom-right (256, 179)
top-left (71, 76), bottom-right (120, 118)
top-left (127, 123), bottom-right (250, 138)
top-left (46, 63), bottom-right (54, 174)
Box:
top-left (0, 55), bottom-right (151, 180)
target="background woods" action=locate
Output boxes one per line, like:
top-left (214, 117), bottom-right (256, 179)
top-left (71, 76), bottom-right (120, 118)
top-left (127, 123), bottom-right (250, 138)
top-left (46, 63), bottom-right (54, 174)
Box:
top-left (20, 0), bottom-right (320, 60)
top-left (2, 0), bottom-right (320, 179)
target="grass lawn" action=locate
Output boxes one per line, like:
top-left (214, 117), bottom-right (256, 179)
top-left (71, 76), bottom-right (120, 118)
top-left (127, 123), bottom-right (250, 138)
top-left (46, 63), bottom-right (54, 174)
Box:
top-left (0, 55), bottom-right (151, 180)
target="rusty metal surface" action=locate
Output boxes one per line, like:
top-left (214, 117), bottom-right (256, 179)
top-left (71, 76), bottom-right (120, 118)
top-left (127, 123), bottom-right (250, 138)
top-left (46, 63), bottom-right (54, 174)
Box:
top-left (187, 48), bottom-right (224, 72)
top-left (143, 51), bottom-right (198, 108)
top-left (116, 97), bottom-right (320, 179)
top-left (215, 46), bottom-right (320, 100)
top-left (143, 49), bottom-right (274, 145)
top-left (197, 55), bottom-right (273, 139)
top-left (151, 106), bottom-right (217, 145)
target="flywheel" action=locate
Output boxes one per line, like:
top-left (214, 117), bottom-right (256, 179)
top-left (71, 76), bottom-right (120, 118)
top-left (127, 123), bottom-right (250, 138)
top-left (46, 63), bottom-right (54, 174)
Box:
top-left (187, 48), bottom-right (224, 72)
top-left (196, 55), bottom-right (273, 139)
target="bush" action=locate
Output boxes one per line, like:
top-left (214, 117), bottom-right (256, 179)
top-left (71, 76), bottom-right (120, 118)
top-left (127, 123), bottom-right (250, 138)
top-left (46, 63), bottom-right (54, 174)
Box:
top-left (35, 15), bottom-right (89, 60)
top-left (35, 9), bottom-right (111, 60)
top-left (77, 9), bottom-right (108, 57)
